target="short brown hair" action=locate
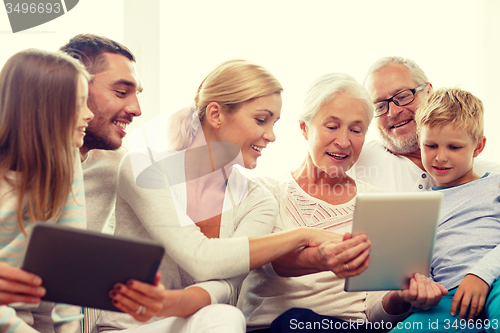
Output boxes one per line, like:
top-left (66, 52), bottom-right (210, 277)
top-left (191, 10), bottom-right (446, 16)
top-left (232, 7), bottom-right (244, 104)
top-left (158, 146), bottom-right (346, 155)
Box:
top-left (60, 33), bottom-right (135, 75)
top-left (415, 88), bottom-right (484, 143)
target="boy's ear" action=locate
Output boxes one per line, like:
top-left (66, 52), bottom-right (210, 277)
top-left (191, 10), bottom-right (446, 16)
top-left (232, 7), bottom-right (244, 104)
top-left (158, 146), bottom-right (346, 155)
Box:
top-left (205, 102), bottom-right (222, 130)
top-left (426, 82), bottom-right (434, 94)
top-left (473, 136), bottom-right (486, 158)
top-left (299, 121), bottom-right (308, 140)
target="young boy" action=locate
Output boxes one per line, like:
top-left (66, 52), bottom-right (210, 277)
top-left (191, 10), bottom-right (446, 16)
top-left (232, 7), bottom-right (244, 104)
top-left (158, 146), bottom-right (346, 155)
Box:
top-left (392, 88), bottom-right (500, 332)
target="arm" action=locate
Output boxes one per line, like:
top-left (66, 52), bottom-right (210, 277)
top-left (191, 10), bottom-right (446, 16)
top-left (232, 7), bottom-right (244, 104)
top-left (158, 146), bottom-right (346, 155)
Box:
top-left (119, 154), bottom-right (352, 280)
top-left (466, 244), bottom-right (500, 289)
top-left (270, 232), bottom-right (371, 277)
top-left (0, 306), bottom-right (40, 333)
top-left (451, 236), bottom-right (500, 320)
top-left (118, 153), bottom-right (251, 280)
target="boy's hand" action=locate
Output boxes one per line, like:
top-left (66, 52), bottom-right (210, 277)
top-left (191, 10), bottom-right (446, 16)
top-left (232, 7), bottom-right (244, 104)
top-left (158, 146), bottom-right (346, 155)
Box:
top-left (450, 274), bottom-right (489, 320)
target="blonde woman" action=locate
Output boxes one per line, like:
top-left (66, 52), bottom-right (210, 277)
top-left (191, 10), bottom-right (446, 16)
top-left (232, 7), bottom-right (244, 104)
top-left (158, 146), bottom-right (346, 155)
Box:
top-left (97, 61), bottom-right (371, 333)
top-left (0, 49), bottom-right (93, 332)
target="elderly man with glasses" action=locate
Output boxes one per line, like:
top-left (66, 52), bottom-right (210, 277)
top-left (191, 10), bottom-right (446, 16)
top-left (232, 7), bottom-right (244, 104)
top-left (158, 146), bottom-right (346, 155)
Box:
top-left (349, 56), bottom-right (500, 192)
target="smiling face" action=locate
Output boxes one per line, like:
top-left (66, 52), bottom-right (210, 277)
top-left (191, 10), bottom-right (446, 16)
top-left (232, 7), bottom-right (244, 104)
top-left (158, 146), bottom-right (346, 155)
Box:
top-left (366, 63), bottom-right (430, 155)
top-left (419, 124), bottom-right (484, 187)
top-left (74, 74), bottom-right (94, 147)
top-left (218, 93), bottom-right (282, 169)
top-left (301, 91), bottom-right (370, 176)
top-left (82, 53), bottom-right (142, 155)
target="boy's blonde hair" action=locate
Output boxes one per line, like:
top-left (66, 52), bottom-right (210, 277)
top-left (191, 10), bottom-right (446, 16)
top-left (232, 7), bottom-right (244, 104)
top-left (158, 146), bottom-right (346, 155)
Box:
top-left (415, 88), bottom-right (484, 143)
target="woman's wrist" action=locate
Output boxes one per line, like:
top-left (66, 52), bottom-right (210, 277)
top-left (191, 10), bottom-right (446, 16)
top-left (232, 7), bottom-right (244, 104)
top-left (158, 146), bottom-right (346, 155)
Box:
top-left (382, 290), bottom-right (411, 315)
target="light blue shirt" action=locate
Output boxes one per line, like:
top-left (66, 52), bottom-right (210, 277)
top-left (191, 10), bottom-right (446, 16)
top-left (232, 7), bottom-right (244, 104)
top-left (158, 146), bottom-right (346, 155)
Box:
top-left (430, 173), bottom-right (500, 289)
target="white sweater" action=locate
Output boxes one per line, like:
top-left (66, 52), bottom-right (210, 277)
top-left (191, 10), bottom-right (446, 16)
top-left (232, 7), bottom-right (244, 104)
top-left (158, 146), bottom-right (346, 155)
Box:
top-left (97, 149), bottom-right (279, 331)
top-left (237, 174), bottom-right (409, 331)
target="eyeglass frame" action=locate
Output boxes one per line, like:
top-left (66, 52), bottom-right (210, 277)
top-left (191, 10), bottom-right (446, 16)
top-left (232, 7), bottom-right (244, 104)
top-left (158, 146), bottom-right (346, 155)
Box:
top-left (373, 83), bottom-right (428, 118)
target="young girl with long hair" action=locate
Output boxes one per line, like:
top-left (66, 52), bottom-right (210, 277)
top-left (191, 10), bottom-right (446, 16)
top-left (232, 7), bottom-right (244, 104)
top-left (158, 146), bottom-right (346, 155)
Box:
top-left (0, 49), bottom-right (93, 332)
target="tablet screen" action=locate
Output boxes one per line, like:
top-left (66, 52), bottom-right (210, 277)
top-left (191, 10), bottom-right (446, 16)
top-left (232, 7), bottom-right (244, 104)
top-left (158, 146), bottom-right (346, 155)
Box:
top-left (344, 192), bottom-right (442, 292)
top-left (22, 223), bottom-right (165, 311)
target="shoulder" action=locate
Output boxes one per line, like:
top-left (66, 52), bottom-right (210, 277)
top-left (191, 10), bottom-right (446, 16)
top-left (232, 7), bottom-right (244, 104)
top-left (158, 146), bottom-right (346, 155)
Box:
top-left (120, 149), bottom-right (182, 190)
top-left (480, 173), bottom-right (500, 189)
top-left (241, 168), bottom-right (292, 199)
top-left (231, 166), bottom-right (279, 204)
top-left (359, 140), bottom-right (391, 157)
top-left (83, 147), bottom-right (127, 168)
top-left (354, 179), bottom-right (384, 194)
top-left (474, 158), bottom-right (500, 176)
top-left (352, 140), bottom-right (396, 175)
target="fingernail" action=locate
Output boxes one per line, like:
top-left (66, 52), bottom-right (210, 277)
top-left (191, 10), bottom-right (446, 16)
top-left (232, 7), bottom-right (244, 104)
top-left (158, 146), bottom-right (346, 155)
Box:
top-left (112, 300), bottom-right (118, 305)
top-left (127, 280), bottom-right (133, 286)
top-left (114, 284), bottom-right (121, 290)
top-left (37, 287), bottom-right (46, 296)
top-left (33, 277), bottom-right (42, 285)
top-left (110, 291), bottom-right (117, 297)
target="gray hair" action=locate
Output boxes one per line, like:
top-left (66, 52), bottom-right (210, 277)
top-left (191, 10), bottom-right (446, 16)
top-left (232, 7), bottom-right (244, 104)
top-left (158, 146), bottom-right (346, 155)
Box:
top-left (298, 73), bottom-right (373, 125)
top-left (364, 56), bottom-right (428, 87)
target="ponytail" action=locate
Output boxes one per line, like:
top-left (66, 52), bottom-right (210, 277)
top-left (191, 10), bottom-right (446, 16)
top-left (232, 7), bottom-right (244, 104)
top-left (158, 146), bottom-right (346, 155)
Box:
top-left (165, 105), bottom-right (201, 151)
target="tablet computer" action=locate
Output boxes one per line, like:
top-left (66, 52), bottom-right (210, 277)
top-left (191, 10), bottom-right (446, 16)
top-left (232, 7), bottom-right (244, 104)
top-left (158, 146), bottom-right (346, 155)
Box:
top-left (22, 223), bottom-right (165, 312)
top-left (344, 191), bottom-right (443, 292)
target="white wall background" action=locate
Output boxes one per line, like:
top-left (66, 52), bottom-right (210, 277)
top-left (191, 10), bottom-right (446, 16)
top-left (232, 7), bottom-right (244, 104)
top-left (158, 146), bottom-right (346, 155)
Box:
top-left (1, 0), bottom-right (499, 176)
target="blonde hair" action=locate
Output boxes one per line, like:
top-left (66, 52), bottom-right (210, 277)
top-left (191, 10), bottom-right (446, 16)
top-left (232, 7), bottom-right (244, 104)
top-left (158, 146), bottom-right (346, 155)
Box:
top-left (415, 88), bottom-right (484, 143)
top-left (0, 49), bottom-right (90, 233)
top-left (167, 59), bottom-right (283, 150)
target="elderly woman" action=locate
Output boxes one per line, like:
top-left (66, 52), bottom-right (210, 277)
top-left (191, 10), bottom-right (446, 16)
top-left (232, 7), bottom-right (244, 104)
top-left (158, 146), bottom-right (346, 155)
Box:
top-left (237, 73), bottom-right (447, 332)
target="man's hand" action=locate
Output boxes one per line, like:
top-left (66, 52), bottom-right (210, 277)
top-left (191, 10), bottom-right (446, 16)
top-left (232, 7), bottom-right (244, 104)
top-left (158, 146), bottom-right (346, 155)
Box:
top-left (450, 274), bottom-right (489, 320)
top-left (0, 262), bottom-right (45, 305)
top-left (399, 273), bottom-right (448, 310)
top-left (384, 273), bottom-right (448, 315)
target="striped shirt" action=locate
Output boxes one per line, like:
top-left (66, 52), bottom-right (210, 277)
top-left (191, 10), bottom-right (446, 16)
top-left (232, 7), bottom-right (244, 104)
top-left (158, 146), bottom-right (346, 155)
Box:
top-left (0, 157), bottom-right (86, 333)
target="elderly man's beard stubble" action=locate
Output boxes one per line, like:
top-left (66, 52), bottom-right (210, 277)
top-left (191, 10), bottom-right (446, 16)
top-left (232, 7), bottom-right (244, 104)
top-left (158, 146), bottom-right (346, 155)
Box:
top-left (377, 122), bottom-right (419, 155)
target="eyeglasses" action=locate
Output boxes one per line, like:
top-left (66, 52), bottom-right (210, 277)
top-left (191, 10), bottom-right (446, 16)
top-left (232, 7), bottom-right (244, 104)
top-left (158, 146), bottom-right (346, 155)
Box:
top-left (373, 83), bottom-right (427, 118)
